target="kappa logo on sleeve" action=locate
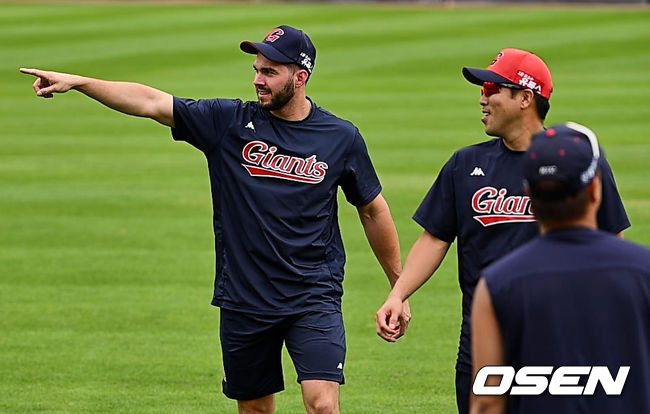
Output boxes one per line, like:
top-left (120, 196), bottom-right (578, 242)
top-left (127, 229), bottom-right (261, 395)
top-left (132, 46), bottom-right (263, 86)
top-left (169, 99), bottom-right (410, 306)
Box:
top-left (470, 167), bottom-right (485, 176)
top-left (241, 140), bottom-right (328, 184)
top-left (471, 186), bottom-right (535, 226)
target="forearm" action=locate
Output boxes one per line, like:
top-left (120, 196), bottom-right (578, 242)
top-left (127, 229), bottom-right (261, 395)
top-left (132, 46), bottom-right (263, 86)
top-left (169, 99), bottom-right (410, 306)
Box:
top-left (20, 68), bottom-right (174, 126)
top-left (470, 279), bottom-right (507, 414)
top-left (359, 199), bottom-right (401, 286)
top-left (74, 77), bottom-right (173, 126)
top-left (388, 231), bottom-right (449, 302)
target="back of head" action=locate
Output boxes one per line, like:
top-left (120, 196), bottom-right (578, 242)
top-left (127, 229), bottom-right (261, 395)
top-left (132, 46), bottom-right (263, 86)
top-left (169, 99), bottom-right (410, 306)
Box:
top-left (523, 122), bottom-right (601, 225)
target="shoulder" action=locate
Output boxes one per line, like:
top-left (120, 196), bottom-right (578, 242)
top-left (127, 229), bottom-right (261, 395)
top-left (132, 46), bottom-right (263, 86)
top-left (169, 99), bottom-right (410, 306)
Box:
top-left (485, 231), bottom-right (650, 285)
top-left (441, 138), bottom-right (501, 170)
top-left (596, 233), bottom-right (650, 266)
top-left (455, 138), bottom-right (502, 158)
top-left (174, 97), bottom-right (248, 113)
top-left (311, 102), bottom-right (359, 136)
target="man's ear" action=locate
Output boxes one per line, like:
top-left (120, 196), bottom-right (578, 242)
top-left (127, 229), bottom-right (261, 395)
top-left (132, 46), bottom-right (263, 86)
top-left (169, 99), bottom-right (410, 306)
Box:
top-left (520, 89), bottom-right (535, 110)
top-left (589, 173), bottom-right (603, 205)
top-left (295, 70), bottom-right (309, 88)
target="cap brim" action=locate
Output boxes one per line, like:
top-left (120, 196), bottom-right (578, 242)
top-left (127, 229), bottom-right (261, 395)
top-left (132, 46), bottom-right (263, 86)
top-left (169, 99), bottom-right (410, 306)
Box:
top-left (240, 41), bottom-right (294, 64)
top-left (462, 67), bottom-right (510, 86)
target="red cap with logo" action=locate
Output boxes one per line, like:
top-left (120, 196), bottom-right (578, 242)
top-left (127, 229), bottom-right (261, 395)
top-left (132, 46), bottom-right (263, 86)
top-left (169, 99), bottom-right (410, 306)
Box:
top-left (463, 48), bottom-right (553, 99)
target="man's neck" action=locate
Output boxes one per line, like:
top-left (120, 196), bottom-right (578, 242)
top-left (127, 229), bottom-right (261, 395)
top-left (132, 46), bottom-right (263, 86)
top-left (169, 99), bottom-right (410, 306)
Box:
top-left (271, 95), bottom-right (311, 122)
top-left (539, 216), bottom-right (598, 235)
top-left (501, 120), bottom-right (544, 152)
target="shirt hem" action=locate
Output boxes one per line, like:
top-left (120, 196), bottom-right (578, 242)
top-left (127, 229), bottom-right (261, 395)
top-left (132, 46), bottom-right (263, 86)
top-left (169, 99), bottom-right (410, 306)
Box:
top-left (212, 299), bottom-right (342, 316)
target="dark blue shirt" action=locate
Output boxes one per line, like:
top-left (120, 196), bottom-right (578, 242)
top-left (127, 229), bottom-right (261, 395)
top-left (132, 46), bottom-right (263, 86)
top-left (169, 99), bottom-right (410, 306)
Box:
top-left (172, 97), bottom-right (381, 314)
top-left (483, 228), bottom-right (650, 413)
top-left (413, 138), bottom-right (630, 373)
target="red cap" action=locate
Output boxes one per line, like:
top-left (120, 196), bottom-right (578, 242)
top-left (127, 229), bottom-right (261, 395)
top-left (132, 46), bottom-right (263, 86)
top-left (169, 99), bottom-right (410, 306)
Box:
top-left (463, 48), bottom-right (553, 99)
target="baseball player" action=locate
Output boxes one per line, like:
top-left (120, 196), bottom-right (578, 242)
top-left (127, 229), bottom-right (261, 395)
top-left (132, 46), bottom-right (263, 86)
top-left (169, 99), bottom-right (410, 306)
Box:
top-left (471, 122), bottom-right (650, 414)
top-left (21, 25), bottom-right (410, 414)
top-left (375, 49), bottom-right (630, 414)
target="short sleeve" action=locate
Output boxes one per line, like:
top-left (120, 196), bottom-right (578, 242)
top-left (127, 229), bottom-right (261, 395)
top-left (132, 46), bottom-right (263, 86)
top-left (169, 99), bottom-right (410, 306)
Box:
top-left (171, 97), bottom-right (239, 153)
top-left (596, 152), bottom-right (630, 234)
top-left (413, 153), bottom-right (458, 243)
top-left (339, 131), bottom-right (382, 207)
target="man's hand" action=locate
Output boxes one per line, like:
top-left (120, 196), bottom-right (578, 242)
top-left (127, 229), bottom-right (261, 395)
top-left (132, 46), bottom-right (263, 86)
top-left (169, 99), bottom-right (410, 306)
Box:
top-left (376, 294), bottom-right (410, 342)
top-left (398, 299), bottom-right (412, 338)
top-left (20, 68), bottom-right (79, 98)
top-left (19, 68), bottom-right (174, 126)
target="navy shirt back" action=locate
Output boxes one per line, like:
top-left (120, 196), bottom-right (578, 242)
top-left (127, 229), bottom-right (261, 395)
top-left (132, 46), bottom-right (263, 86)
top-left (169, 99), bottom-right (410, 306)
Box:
top-left (413, 138), bottom-right (630, 372)
top-left (483, 228), bottom-right (650, 413)
top-left (172, 97), bottom-right (381, 314)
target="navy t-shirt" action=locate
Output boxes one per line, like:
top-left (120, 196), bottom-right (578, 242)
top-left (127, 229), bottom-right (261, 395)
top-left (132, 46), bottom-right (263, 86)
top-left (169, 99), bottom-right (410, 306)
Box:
top-left (171, 97), bottom-right (381, 314)
top-left (413, 138), bottom-right (630, 373)
top-left (483, 228), bottom-right (650, 413)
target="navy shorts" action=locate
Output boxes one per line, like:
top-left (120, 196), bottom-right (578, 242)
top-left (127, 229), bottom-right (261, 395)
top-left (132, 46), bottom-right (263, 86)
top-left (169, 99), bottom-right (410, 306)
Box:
top-left (219, 308), bottom-right (346, 401)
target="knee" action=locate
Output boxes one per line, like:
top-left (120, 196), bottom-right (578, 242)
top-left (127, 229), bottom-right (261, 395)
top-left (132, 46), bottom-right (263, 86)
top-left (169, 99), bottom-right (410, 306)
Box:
top-left (304, 397), bottom-right (339, 414)
top-left (238, 396), bottom-right (275, 414)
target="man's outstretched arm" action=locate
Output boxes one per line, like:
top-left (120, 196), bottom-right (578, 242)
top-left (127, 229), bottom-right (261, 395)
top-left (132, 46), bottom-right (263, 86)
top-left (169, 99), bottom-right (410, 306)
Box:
top-left (19, 68), bottom-right (174, 127)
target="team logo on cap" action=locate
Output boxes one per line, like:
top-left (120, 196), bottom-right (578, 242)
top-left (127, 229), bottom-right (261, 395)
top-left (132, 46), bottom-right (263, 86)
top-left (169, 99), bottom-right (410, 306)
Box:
top-left (490, 52), bottom-right (504, 66)
top-left (265, 28), bottom-right (284, 43)
top-left (300, 52), bottom-right (313, 71)
top-left (515, 71), bottom-right (543, 95)
top-left (241, 140), bottom-right (328, 184)
top-left (472, 187), bottom-right (535, 226)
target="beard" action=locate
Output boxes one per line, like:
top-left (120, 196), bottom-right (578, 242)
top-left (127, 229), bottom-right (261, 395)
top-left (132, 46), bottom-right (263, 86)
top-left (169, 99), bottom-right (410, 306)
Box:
top-left (258, 77), bottom-right (295, 111)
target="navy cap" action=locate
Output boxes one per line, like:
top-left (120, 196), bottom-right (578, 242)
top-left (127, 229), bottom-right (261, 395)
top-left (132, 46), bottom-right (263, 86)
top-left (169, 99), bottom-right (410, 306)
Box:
top-left (240, 25), bottom-right (316, 74)
top-left (523, 122), bottom-right (601, 200)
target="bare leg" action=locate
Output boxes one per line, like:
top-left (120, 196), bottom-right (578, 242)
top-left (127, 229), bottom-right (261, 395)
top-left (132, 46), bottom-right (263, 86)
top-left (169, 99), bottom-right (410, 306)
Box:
top-left (301, 380), bottom-right (340, 414)
top-left (238, 394), bottom-right (275, 414)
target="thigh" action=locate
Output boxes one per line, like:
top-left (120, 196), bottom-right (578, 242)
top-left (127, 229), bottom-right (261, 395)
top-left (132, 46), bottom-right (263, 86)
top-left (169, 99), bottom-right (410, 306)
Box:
top-left (219, 308), bottom-right (286, 401)
top-left (285, 311), bottom-right (346, 384)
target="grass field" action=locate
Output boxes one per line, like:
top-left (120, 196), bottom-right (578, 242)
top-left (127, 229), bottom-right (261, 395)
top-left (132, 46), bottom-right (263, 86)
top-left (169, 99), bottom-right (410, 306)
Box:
top-left (1, 2), bottom-right (649, 413)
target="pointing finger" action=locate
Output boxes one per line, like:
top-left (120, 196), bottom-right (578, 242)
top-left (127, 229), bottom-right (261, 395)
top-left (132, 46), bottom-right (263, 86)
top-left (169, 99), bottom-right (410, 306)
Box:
top-left (20, 68), bottom-right (45, 77)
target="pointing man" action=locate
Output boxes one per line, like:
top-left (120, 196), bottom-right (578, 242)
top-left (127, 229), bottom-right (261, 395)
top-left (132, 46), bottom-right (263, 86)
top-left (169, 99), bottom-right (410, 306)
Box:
top-left (22, 25), bottom-right (409, 414)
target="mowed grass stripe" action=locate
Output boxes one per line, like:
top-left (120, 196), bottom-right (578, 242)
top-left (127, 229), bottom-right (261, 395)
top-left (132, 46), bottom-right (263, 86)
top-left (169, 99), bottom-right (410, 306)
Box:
top-left (2, 3), bottom-right (649, 413)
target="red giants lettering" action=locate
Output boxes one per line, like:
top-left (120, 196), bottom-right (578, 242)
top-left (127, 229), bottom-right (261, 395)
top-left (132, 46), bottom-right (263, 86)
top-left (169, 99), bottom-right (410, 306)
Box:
top-left (241, 140), bottom-right (328, 184)
top-left (472, 187), bottom-right (535, 226)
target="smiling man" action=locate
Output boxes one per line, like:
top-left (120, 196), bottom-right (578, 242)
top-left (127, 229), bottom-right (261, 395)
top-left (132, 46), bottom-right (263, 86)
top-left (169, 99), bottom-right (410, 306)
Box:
top-left (21, 25), bottom-right (409, 414)
top-left (375, 48), bottom-right (629, 414)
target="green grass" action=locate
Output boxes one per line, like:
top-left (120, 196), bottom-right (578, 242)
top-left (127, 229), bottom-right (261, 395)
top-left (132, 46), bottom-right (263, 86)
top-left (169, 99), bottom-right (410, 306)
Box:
top-left (1, 2), bottom-right (649, 413)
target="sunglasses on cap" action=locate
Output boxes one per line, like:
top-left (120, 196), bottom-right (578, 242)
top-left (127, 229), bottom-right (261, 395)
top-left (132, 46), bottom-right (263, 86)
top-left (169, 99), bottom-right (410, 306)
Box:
top-left (481, 82), bottom-right (524, 97)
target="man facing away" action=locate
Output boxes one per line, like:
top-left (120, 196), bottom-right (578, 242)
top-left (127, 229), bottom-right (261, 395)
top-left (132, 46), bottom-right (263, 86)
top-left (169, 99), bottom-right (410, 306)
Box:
top-left (375, 49), bottom-right (629, 414)
top-left (471, 122), bottom-right (650, 414)
top-left (21, 25), bottom-right (410, 414)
